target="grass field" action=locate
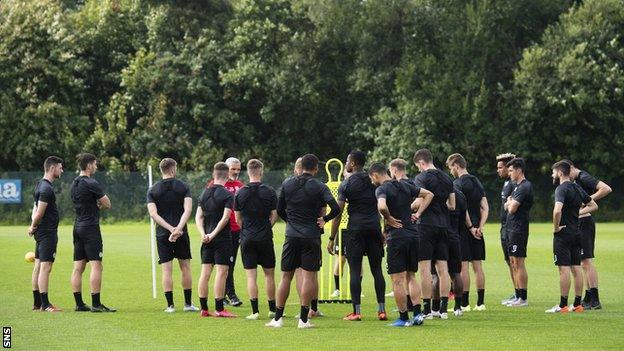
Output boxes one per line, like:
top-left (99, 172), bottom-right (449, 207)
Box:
top-left (1, 222), bottom-right (623, 350)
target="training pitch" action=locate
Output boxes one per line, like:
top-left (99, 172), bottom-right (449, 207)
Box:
top-left (1, 222), bottom-right (623, 350)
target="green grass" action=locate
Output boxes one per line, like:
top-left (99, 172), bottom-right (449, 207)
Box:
top-left (1, 222), bottom-right (623, 350)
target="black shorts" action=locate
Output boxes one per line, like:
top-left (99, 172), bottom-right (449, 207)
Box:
top-left (386, 234), bottom-right (419, 274)
top-left (201, 239), bottom-right (232, 265)
top-left (241, 239), bottom-right (276, 269)
top-left (156, 233), bottom-right (192, 264)
top-left (344, 229), bottom-right (384, 259)
top-left (73, 225), bottom-right (103, 262)
top-left (281, 237), bottom-right (322, 272)
top-left (447, 240), bottom-right (462, 274)
top-left (501, 226), bottom-right (510, 261)
top-left (418, 225), bottom-right (449, 261)
top-left (553, 230), bottom-right (582, 266)
top-left (579, 216), bottom-right (595, 259)
top-left (460, 230), bottom-right (486, 261)
top-left (34, 229), bottom-right (58, 262)
top-left (507, 231), bottom-right (528, 258)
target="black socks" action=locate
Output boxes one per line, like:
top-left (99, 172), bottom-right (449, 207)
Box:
top-left (215, 298), bottom-right (224, 312)
top-left (275, 307), bottom-right (284, 321)
top-left (268, 300), bottom-right (276, 312)
top-left (33, 290), bottom-right (41, 308)
top-left (184, 289), bottom-right (192, 305)
top-left (423, 298), bottom-right (432, 315)
top-left (91, 293), bottom-right (101, 307)
top-left (165, 291), bottom-right (174, 307)
top-left (311, 299), bottom-right (318, 312)
top-left (477, 289), bottom-right (485, 306)
top-left (74, 292), bottom-right (85, 307)
top-left (300, 306), bottom-right (310, 323)
top-left (251, 298), bottom-right (259, 314)
top-left (440, 297), bottom-right (448, 313)
top-left (41, 292), bottom-right (50, 308)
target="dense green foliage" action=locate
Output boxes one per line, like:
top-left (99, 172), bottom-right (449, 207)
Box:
top-left (1, 0), bottom-right (623, 219)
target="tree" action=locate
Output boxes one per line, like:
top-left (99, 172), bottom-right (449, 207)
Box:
top-left (0, 0), bottom-right (88, 171)
top-left (510, 0), bottom-right (624, 177)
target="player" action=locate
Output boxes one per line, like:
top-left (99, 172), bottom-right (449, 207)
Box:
top-left (28, 156), bottom-right (64, 312)
top-left (147, 158), bottom-right (198, 312)
top-left (566, 160), bottom-right (612, 310)
top-left (196, 162), bottom-right (237, 317)
top-left (496, 153), bottom-right (518, 305)
top-left (292, 157), bottom-right (324, 318)
top-left (266, 154), bottom-right (340, 329)
top-left (70, 153), bottom-right (115, 312)
top-left (446, 153), bottom-right (488, 311)
top-left (234, 159), bottom-right (279, 320)
top-left (414, 149), bottom-right (455, 319)
top-left (546, 161), bottom-right (597, 313)
top-left (370, 162), bottom-right (433, 326)
top-left (329, 151), bottom-right (387, 321)
top-left (504, 158), bottom-right (533, 307)
top-left (388, 158), bottom-right (422, 319)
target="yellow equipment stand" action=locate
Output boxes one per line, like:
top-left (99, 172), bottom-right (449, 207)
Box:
top-left (319, 158), bottom-right (351, 303)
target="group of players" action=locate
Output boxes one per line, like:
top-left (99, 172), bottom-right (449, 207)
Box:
top-left (27, 149), bottom-right (611, 328)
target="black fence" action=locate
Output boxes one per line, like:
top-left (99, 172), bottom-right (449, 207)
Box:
top-left (0, 169), bottom-right (621, 225)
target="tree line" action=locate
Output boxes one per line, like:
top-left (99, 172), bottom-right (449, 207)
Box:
top-left (1, 0), bottom-right (622, 220)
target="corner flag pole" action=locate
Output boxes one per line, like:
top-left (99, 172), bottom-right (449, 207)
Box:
top-left (148, 165), bottom-right (157, 299)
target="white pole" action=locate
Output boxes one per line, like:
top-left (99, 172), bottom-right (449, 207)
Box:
top-left (148, 165), bottom-right (157, 299)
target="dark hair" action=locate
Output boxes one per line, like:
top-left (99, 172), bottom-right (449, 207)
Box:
top-left (44, 156), bottom-right (63, 171)
top-left (552, 160), bottom-right (571, 176)
top-left (389, 158), bottom-right (407, 171)
top-left (560, 159), bottom-right (574, 167)
top-left (446, 153), bottom-right (467, 169)
top-left (159, 158), bottom-right (177, 174)
top-left (349, 150), bottom-right (366, 167)
top-left (368, 162), bottom-right (387, 175)
top-left (506, 157), bottom-right (526, 173)
top-left (214, 162), bottom-right (230, 180)
top-left (496, 153), bottom-right (516, 164)
top-left (77, 153), bottom-right (97, 171)
top-left (413, 149), bottom-right (433, 164)
top-left (301, 154), bottom-right (319, 171)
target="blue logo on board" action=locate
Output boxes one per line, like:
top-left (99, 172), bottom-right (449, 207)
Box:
top-left (0, 179), bottom-right (22, 204)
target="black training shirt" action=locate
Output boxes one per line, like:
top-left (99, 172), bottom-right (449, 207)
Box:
top-left (33, 179), bottom-right (59, 230)
top-left (375, 179), bottom-right (420, 238)
top-left (575, 170), bottom-right (599, 197)
top-left (453, 174), bottom-right (486, 227)
top-left (198, 185), bottom-right (233, 242)
top-left (506, 179), bottom-right (533, 234)
top-left (554, 181), bottom-right (591, 231)
top-left (337, 171), bottom-right (380, 231)
top-left (414, 169), bottom-right (454, 228)
top-left (449, 189), bottom-right (467, 241)
top-left (500, 179), bottom-right (515, 225)
top-left (277, 173), bottom-right (340, 239)
top-left (147, 178), bottom-right (192, 237)
top-left (70, 176), bottom-right (105, 227)
top-left (234, 182), bottom-right (277, 242)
